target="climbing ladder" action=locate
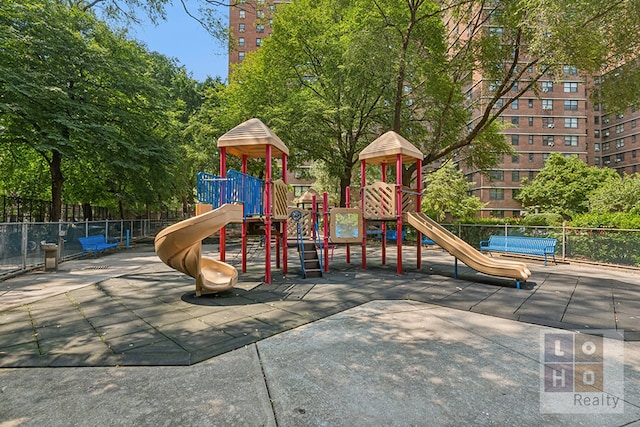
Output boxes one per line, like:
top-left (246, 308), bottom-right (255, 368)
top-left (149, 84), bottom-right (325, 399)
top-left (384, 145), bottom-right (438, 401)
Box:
top-left (289, 209), bottom-right (323, 279)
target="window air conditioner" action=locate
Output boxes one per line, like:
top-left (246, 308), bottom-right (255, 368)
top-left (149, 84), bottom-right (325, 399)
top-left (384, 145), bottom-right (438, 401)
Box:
top-left (548, 124), bottom-right (554, 128)
top-left (542, 88), bottom-right (549, 93)
top-left (548, 142), bottom-right (554, 146)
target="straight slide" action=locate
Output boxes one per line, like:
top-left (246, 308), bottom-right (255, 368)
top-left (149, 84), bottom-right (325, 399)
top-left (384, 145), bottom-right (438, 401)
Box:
top-left (407, 212), bottom-right (531, 283)
top-left (155, 204), bottom-right (243, 296)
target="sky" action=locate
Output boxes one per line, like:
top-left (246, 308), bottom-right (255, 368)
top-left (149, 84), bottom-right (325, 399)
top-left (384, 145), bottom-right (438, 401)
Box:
top-left (130, 2), bottom-right (229, 82)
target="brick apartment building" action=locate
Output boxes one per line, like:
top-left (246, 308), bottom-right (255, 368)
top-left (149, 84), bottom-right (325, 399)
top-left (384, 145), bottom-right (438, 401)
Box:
top-left (229, 2), bottom-right (639, 217)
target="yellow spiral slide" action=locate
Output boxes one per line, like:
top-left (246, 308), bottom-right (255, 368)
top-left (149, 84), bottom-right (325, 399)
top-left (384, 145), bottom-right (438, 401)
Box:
top-left (154, 204), bottom-right (243, 296)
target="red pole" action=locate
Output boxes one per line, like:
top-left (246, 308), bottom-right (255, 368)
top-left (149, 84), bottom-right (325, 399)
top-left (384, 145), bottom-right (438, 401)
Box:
top-left (416, 158), bottom-right (423, 270)
top-left (282, 154), bottom-right (288, 275)
top-left (265, 145), bottom-right (272, 284)
top-left (323, 191), bottom-right (329, 272)
top-left (381, 162), bottom-right (387, 266)
top-left (345, 186), bottom-right (351, 264)
top-left (219, 147), bottom-right (227, 262)
top-left (396, 153), bottom-right (403, 275)
top-left (241, 154), bottom-right (247, 272)
top-left (360, 159), bottom-right (367, 269)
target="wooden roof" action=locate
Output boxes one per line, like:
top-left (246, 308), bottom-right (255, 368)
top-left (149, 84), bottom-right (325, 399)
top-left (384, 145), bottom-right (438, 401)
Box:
top-left (295, 188), bottom-right (319, 204)
top-left (358, 131), bottom-right (423, 165)
top-left (217, 118), bottom-right (290, 158)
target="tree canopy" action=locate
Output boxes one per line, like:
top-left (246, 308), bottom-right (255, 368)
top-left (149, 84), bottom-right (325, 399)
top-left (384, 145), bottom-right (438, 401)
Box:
top-left (0, 0), bottom-right (201, 219)
top-left (422, 162), bottom-right (484, 222)
top-left (516, 154), bottom-right (618, 219)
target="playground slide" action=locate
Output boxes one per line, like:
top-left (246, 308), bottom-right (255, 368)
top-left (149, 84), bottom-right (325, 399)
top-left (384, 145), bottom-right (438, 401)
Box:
top-left (155, 204), bottom-right (243, 296)
top-left (407, 212), bottom-right (531, 283)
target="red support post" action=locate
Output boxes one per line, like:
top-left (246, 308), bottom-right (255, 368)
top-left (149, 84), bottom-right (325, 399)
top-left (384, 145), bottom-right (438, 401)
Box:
top-left (241, 154), bottom-right (248, 272)
top-left (381, 162), bottom-right (387, 265)
top-left (265, 145), bottom-right (272, 284)
top-left (219, 147), bottom-right (227, 262)
top-left (282, 154), bottom-right (288, 275)
top-left (323, 191), bottom-right (329, 272)
top-left (396, 154), bottom-right (403, 275)
top-left (416, 158), bottom-right (423, 270)
top-left (360, 159), bottom-right (367, 269)
top-left (345, 186), bottom-right (351, 264)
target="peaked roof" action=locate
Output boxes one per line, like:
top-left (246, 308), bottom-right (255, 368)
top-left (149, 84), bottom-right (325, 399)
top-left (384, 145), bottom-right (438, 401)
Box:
top-left (217, 118), bottom-right (290, 158)
top-left (358, 131), bottom-right (424, 165)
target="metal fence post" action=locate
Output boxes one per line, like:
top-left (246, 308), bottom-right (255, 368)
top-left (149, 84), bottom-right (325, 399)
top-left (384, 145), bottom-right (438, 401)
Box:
top-left (562, 221), bottom-right (567, 261)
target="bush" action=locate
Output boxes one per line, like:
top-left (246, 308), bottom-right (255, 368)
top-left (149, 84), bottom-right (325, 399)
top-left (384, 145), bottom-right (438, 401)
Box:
top-left (570, 212), bottom-right (640, 229)
top-left (520, 213), bottom-right (564, 226)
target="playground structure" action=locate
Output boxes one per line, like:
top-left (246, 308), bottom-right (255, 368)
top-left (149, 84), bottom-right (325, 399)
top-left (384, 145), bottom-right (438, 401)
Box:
top-left (155, 119), bottom-right (532, 295)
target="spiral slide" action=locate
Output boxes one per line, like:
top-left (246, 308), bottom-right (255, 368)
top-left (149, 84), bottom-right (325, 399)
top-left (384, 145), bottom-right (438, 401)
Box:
top-left (155, 204), bottom-right (243, 296)
top-left (407, 212), bottom-right (531, 284)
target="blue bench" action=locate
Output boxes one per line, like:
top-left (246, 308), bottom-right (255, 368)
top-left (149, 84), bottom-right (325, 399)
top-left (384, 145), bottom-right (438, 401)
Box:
top-left (480, 235), bottom-right (557, 266)
top-left (78, 235), bottom-right (119, 258)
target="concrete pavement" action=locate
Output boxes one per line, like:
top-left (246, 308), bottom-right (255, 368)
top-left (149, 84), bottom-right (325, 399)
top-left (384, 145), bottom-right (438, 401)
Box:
top-left (1, 241), bottom-right (639, 425)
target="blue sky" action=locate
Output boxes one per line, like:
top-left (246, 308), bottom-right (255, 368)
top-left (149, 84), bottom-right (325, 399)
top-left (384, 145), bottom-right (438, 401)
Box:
top-left (130, 2), bottom-right (229, 82)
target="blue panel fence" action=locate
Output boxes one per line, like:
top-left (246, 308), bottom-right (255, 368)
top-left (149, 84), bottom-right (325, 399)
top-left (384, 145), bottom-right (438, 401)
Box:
top-left (196, 170), bottom-right (264, 217)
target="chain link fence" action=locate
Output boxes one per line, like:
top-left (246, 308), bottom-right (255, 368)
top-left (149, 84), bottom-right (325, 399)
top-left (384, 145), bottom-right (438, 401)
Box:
top-left (0, 219), bottom-right (173, 278)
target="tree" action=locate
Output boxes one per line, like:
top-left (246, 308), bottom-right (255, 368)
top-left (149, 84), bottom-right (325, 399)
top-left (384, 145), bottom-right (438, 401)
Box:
top-left (516, 154), bottom-right (618, 219)
top-left (588, 173), bottom-right (640, 214)
top-left (422, 162), bottom-right (484, 222)
top-left (0, 0), bottom-right (181, 220)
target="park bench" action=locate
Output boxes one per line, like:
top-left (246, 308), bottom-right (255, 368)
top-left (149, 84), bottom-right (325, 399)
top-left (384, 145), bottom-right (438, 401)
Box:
top-left (479, 235), bottom-right (557, 266)
top-left (78, 235), bottom-right (119, 258)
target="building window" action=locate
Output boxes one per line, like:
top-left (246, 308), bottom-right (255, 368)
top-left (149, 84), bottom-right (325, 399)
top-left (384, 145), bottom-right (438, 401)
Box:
top-left (633, 150), bottom-right (637, 158)
top-left (633, 135), bottom-right (637, 144)
top-left (493, 99), bottom-right (504, 109)
top-left (512, 170), bottom-right (520, 181)
top-left (616, 153), bottom-right (625, 163)
top-left (563, 65), bottom-right (578, 75)
top-left (489, 170), bottom-right (504, 181)
top-left (256, 38), bottom-right (262, 47)
top-left (528, 135), bottom-right (534, 144)
top-left (528, 117), bottom-right (534, 126)
top-left (594, 143), bottom-right (600, 152)
top-left (512, 82), bottom-right (519, 91)
top-left (511, 99), bottom-right (519, 109)
top-left (616, 124), bottom-right (624, 133)
top-left (239, 9), bottom-right (246, 18)
top-left (542, 117), bottom-right (555, 128)
top-left (542, 99), bottom-right (553, 110)
top-left (489, 27), bottom-right (503, 37)
top-left (491, 210), bottom-right (505, 218)
top-left (603, 142), bottom-right (610, 151)
top-left (511, 135), bottom-right (519, 145)
top-left (256, 10), bottom-right (265, 18)
top-left (564, 136), bottom-right (578, 146)
top-left (564, 117), bottom-right (578, 128)
top-left (603, 156), bottom-right (611, 165)
top-left (615, 138), bottom-right (624, 148)
top-left (564, 100), bottom-right (578, 110)
top-left (594, 129), bottom-right (600, 138)
top-left (511, 116), bottom-right (519, 126)
top-left (239, 23), bottom-right (245, 32)
top-left (594, 116), bottom-right (600, 125)
top-left (563, 82), bottom-right (578, 93)
top-left (543, 135), bottom-right (555, 146)
top-left (528, 99), bottom-right (534, 108)
top-left (512, 155), bottom-right (519, 164)
top-left (594, 157), bottom-right (600, 165)
top-left (543, 153), bottom-right (550, 162)
top-left (238, 37), bottom-right (245, 47)
top-left (489, 189), bottom-right (505, 200)
top-left (529, 153), bottom-right (534, 162)
top-left (632, 119), bottom-right (637, 128)
top-left (541, 81), bottom-right (553, 92)
top-left (238, 51), bottom-right (245, 61)
top-left (256, 24), bottom-right (265, 33)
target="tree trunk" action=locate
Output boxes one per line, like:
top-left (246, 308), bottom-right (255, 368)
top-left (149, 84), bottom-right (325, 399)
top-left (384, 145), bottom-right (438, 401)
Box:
top-left (82, 203), bottom-right (93, 221)
top-left (49, 149), bottom-right (64, 222)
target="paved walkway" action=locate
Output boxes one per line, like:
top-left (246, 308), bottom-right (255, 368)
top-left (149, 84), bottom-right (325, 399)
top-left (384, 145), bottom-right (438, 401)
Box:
top-left (1, 241), bottom-right (639, 425)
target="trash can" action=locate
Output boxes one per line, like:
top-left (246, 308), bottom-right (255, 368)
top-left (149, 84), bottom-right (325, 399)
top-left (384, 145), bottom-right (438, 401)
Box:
top-left (41, 241), bottom-right (58, 272)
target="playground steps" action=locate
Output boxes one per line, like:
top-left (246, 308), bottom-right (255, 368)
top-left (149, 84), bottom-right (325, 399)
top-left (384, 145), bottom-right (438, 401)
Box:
top-left (299, 240), bottom-right (322, 278)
